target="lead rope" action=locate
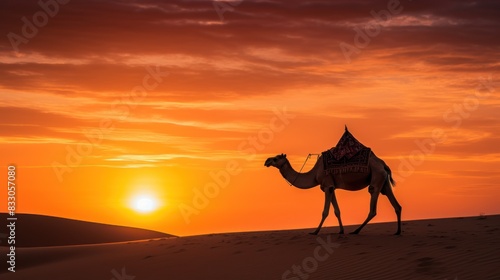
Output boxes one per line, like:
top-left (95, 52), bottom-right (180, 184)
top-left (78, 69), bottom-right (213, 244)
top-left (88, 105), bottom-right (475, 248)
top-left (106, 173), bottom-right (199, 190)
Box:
top-left (287, 153), bottom-right (321, 186)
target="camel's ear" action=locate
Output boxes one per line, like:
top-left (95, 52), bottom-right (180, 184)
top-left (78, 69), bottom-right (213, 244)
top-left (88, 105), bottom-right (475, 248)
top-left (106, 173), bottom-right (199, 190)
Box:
top-left (283, 154), bottom-right (287, 158)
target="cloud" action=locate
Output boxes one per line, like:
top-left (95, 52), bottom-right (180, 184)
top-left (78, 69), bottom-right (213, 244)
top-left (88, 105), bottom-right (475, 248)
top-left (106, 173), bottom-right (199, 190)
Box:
top-left (0, 0), bottom-right (498, 169)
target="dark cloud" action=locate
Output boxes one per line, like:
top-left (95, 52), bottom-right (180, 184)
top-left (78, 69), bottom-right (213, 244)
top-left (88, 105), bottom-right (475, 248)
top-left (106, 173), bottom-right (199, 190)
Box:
top-left (0, 0), bottom-right (497, 95)
top-left (0, 0), bottom-right (498, 59)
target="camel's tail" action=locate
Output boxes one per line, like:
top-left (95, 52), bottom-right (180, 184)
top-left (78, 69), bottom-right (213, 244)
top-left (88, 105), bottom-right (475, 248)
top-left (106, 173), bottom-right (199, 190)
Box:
top-left (384, 164), bottom-right (396, 187)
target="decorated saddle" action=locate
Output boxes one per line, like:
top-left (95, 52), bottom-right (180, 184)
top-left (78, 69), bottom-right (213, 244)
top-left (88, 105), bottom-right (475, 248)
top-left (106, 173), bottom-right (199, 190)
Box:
top-left (322, 126), bottom-right (371, 174)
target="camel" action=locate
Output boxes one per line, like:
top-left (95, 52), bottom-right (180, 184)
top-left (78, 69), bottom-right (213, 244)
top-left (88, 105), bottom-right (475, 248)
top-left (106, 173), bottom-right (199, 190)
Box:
top-left (264, 152), bottom-right (402, 235)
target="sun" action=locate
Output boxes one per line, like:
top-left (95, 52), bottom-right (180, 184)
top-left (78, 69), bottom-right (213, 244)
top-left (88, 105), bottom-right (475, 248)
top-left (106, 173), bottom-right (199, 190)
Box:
top-left (130, 194), bottom-right (159, 213)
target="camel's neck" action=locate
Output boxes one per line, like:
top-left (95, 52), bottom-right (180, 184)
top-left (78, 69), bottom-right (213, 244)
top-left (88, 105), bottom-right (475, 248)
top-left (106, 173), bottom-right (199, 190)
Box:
top-left (279, 159), bottom-right (319, 189)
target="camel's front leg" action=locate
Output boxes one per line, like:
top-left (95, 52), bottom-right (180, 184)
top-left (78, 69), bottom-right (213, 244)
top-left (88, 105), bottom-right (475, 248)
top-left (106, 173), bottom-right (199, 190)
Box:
top-left (331, 190), bottom-right (344, 234)
top-left (310, 186), bottom-right (332, 235)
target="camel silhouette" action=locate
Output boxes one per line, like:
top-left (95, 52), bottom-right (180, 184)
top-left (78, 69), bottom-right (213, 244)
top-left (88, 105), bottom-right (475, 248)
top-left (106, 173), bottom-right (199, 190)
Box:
top-left (265, 151), bottom-right (402, 235)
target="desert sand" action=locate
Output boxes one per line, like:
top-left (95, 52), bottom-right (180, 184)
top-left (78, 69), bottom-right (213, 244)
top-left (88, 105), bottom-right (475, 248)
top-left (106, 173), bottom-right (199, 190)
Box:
top-left (1, 215), bottom-right (499, 280)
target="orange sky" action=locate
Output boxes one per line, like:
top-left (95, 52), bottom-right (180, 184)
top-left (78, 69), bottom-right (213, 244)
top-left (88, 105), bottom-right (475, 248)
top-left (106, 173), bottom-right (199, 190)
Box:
top-left (0, 0), bottom-right (499, 236)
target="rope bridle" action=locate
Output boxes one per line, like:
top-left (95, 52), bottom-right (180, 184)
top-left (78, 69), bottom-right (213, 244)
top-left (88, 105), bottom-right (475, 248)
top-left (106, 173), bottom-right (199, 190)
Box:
top-left (286, 153), bottom-right (321, 186)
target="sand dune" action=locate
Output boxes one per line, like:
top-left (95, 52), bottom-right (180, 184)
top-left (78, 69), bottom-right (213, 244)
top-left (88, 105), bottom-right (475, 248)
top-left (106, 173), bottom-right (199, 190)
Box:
top-left (0, 213), bottom-right (174, 247)
top-left (1, 215), bottom-right (499, 279)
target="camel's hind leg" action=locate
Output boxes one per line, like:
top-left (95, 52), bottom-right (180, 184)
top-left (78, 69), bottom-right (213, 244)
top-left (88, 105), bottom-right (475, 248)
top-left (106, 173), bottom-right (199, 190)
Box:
top-left (350, 185), bottom-right (380, 234)
top-left (383, 178), bottom-right (402, 235)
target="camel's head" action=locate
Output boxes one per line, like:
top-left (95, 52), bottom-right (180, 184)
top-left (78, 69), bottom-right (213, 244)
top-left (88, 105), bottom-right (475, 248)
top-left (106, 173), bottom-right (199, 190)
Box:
top-left (264, 153), bottom-right (287, 168)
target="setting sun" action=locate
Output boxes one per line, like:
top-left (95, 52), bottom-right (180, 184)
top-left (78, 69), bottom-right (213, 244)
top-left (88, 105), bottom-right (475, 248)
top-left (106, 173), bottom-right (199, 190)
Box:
top-left (131, 195), bottom-right (159, 213)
